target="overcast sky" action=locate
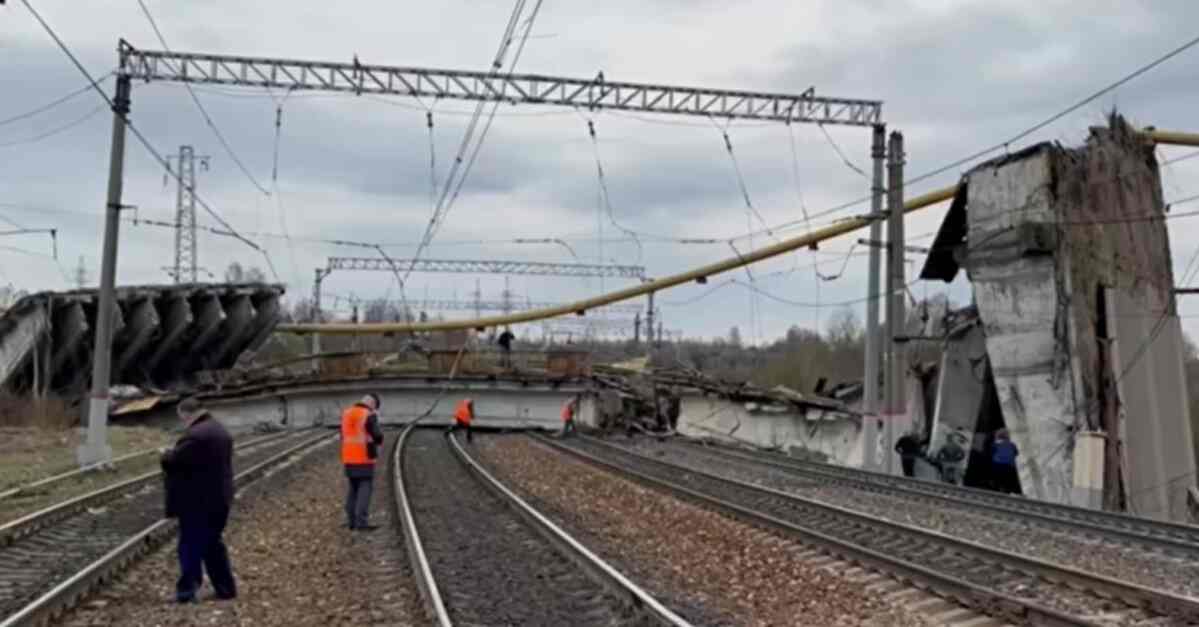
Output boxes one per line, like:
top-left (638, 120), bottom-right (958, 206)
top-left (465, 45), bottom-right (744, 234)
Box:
top-left (3, 0), bottom-right (1199, 343)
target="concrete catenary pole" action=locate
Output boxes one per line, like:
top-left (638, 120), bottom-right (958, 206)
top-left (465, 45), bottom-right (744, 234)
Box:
top-left (78, 74), bottom-right (132, 467)
top-left (646, 289), bottom-right (656, 347)
top-left (862, 124), bottom-right (886, 471)
top-left (883, 131), bottom-right (906, 475)
top-left (311, 267), bottom-right (327, 371)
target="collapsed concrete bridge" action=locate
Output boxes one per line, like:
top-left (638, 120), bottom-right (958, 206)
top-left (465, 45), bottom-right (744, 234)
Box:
top-left (0, 283), bottom-right (284, 396)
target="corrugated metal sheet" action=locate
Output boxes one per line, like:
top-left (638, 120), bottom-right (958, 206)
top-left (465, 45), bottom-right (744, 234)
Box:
top-left (112, 395), bottom-right (161, 415)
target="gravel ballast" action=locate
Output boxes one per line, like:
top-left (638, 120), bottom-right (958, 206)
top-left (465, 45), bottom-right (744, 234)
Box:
top-left (476, 434), bottom-right (936, 627)
top-left (613, 436), bottom-right (1199, 600)
top-left (61, 440), bottom-right (421, 626)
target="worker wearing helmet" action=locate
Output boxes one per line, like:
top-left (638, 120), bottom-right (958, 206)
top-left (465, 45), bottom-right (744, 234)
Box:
top-left (449, 398), bottom-right (474, 443)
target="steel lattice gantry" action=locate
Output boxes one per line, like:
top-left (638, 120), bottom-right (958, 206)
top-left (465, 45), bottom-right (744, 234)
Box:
top-left (417, 299), bottom-right (643, 314)
top-left (326, 257), bottom-right (647, 279)
top-left (117, 40), bottom-right (882, 126)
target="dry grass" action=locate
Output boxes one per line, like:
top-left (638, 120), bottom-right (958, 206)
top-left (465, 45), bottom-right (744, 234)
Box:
top-left (0, 395), bottom-right (75, 430)
top-left (0, 424), bottom-right (174, 491)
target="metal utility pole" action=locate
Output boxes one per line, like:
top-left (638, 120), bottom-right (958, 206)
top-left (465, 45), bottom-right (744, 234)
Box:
top-left (862, 124), bottom-right (885, 471)
top-left (78, 74), bottom-right (131, 468)
top-left (167, 146), bottom-right (210, 283)
top-left (883, 131), bottom-right (906, 476)
top-left (311, 267), bottom-right (329, 370)
top-left (646, 290), bottom-right (656, 347)
top-left (472, 279), bottom-right (482, 319)
top-left (74, 255), bottom-right (88, 289)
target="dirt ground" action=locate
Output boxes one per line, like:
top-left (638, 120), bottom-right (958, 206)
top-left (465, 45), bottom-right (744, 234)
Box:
top-left (0, 426), bottom-right (174, 490)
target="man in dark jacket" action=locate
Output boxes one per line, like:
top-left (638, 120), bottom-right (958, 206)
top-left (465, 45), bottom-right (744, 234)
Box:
top-left (894, 432), bottom-right (921, 477)
top-left (161, 397), bottom-right (236, 604)
top-left (341, 393), bottom-right (385, 530)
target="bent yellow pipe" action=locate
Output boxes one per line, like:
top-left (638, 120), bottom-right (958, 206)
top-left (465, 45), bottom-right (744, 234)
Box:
top-left (279, 184), bottom-right (959, 335)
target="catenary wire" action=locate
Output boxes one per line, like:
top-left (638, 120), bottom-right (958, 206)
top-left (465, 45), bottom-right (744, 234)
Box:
top-left (135, 0), bottom-right (272, 196)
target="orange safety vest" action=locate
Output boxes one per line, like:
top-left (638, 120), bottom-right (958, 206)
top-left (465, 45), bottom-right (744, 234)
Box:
top-left (340, 404), bottom-right (373, 466)
top-left (560, 400), bottom-right (576, 423)
top-left (454, 399), bottom-right (473, 425)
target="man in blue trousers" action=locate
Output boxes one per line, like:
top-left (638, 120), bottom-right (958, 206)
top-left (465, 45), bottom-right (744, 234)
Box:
top-left (161, 397), bottom-right (237, 604)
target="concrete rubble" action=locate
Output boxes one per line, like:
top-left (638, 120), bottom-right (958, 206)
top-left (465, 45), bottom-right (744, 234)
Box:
top-left (0, 283), bottom-right (284, 397)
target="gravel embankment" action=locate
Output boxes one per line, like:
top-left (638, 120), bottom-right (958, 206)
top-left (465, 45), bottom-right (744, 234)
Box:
top-left (476, 435), bottom-right (935, 627)
top-left (61, 440), bottom-right (421, 626)
top-left (614, 437), bottom-right (1199, 599)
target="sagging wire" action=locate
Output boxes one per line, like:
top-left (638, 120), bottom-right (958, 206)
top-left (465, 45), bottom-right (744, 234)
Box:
top-left (814, 242), bottom-right (860, 282)
top-left (710, 115), bottom-right (773, 344)
top-left (585, 117), bottom-right (644, 264)
top-left (709, 115), bottom-right (775, 238)
top-left (19, 0), bottom-right (273, 275)
top-left (135, 0), bottom-right (271, 197)
top-left (0, 74), bottom-right (112, 127)
top-left (816, 123), bottom-right (869, 179)
top-left (0, 104), bottom-right (107, 148)
top-left (405, 0), bottom-right (540, 284)
top-left (513, 238), bottom-right (580, 260)
top-left (268, 86), bottom-right (300, 288)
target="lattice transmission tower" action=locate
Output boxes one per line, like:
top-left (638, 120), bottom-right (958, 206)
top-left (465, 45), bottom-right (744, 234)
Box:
top-left (164, 146), bottom-right (210, 283)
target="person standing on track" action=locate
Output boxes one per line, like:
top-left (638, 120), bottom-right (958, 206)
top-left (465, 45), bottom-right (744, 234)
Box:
top-left (893, 431), bottom-right (921, 478)
top-left (560, 395), bottom-right (579, 438)
top-left (340, 393), bottom-right (385, 531)
top-left (161, 397), bottom-right (236, 604)
top-left (497, 327), bottom-right (516, 369)
top-left (991, 428), bottom-right (1021, 494)
top-left (449, 398), bottom-right (474, 443)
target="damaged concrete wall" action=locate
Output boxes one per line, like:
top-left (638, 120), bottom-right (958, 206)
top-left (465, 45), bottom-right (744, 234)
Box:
top-left (677, 394), bottom-right (862, 465)
top-left (957, 118), bottom-right (1194, 517)
top-left (966, 148), bottom-right (1082, 504)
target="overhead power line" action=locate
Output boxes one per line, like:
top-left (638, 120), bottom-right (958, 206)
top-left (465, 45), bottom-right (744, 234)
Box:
top-left (0, 74), bottom-right (111, 127)
top-left (19, 0), bottom-right (275, 276)
top-left (0, 104), bottom-right (107, 147)
top-left (134, 0), bottom-right (271, 196)
top-left (728, 29), bottom-right (1199, 244)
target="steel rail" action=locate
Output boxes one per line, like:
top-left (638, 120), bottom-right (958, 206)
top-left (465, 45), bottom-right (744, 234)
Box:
top-left (393, 424), bottom-right (453, 627)
top-left (0, 431), bottom-right (333, 627)
top-left (676, 437), bottom-right (1199, 558)
top-left (540, 435), bottom-right (1199, 626)
top-left (0, 430), bottom-right (295, 548)
top-left (447, 432), bottom-right (692, 627)
top-left (0, 446), bottom-right (161, 502)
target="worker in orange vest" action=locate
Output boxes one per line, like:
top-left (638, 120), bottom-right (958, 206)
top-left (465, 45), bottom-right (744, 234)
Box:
top-left (341, 393), bottom-right (384, 531)
top-left (449, 398), bottom-right (474, 443)
top-left (560, 395), bottom-right (579, 437)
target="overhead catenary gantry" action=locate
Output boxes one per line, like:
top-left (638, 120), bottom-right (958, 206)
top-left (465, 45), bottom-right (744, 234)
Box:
top-left (117, 41), bottom-right (882, 127)
top-left (326, 257), bottom-right (646, 279)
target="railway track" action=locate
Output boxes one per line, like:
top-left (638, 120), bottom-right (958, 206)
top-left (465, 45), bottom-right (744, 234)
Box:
top-left (394, 426), bottom-right (691, 627)
top-left (0, 429), bottom-right (330, 627)
top-left (544, 435), bottom-right (1199, 627)
top-left (671, 436), bottom-right (1199, 559)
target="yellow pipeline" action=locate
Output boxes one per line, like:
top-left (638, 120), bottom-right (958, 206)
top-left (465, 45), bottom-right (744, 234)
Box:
top-left (276, 128), bottom-right (1196, 335)
top-left (278, 184), bottom-right (959, 335)
top-left (1143, 128), bottom-right (1199, 148)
